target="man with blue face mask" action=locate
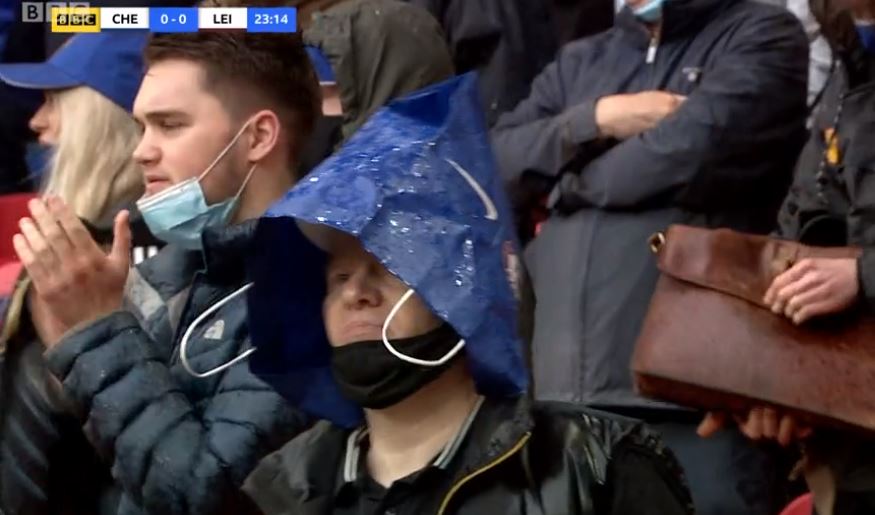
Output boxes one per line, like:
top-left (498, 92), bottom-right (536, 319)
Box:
top-left (491, 0), bottom-right (810, 512)
top-left (9, 16), bottom-right (323, 515)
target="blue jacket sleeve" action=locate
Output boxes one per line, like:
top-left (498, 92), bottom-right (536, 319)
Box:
top-left (45, 310), bottom-right (307, 515)
top-left (553, 10), bottom-right (808, 210)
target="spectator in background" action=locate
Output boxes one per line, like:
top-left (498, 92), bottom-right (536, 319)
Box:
top-left (10, 24), bottom-right (319, 515)
top-left (761, 0), bottom-right (835, 109)
top-left (298, 45), bottom-right (342, 175)
top-left (293, 0), bottom-right (557, 127)
top-left (491, 0), bottom-right (810, 512)
top-left (298, 0), bottom-right (454, 176)
top-left (2, 1), bottom-right (197, 195)
top-left (242, 74), bottom-right (692, 515)
top-left (0, 6), bottom-right (47, 194)
top-left (403, 0), bottom-right (559, 126)
top-left (789, 0), bottom-right (835, 108)
top-left (548, 0), bottom-right (615, 47)
top-left (7, 47), bottom-right (145, 224)
top-left (700, 1), bottom-right (875, 513)
top-left (288, 0), bottom-right (346, 29)
top-left (0, 32), bottom-right (153, 515)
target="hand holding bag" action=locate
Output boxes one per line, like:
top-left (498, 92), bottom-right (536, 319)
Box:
top-left (632, 224), bottom-right (875, 432)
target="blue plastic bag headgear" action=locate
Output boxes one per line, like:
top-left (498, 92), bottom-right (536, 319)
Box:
top-left (247, 73), bottom-right (527, 428)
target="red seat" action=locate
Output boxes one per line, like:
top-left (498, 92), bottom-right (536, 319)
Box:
top-left (0, 193), bottom-right (37, 261)
top-left (780, 493), bottom-right (814, 515)
top-left (0, 261), bottom-right (22, 296)
top-left (0, 193), bottom-right (37, 295)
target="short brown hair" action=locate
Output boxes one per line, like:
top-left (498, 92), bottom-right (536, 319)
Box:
top-left (144, 29), bottom-right (320, 162)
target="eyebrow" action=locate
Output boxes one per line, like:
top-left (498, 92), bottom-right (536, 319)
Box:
top-left (133, 109), bottom-right (189, 125)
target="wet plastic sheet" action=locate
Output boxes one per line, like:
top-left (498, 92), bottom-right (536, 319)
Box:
top-left (247, 73), bottom-right (527, 427)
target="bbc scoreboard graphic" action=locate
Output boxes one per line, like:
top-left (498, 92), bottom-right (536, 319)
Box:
top-left (21, 2), bottom-right (297, 33)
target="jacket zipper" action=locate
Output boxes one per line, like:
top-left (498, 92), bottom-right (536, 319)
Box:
top-left (436, 432), bottom-right (532, 515)
top-left (646, 34), bottom-right (659, 65)
top-left (169, 273), bottom-right (205, 365)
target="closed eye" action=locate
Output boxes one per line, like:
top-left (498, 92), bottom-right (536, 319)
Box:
top-left (142, 111), bottom-right (189, 134)
top-left (327, 272), bottom-right (351, 290)
top-left (158, 119), bottom-right (185, 131)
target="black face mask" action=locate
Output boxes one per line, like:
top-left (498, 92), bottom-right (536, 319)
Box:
top-left (330, 323), bottom-right (463, 409)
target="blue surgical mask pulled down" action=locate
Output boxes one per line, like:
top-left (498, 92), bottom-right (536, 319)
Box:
top-left (633, 0), bottom-right (664, 23)
top-left (856, 19), bottom-right (875, 55)
top-left (137, 122), bottom-right (257, 251)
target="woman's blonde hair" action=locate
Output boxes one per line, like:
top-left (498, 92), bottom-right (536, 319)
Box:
top-left (41, 86), bottom-right (143, 223)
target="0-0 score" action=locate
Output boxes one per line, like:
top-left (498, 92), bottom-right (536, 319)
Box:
top-left (161, 13), bottom-right (187, 24)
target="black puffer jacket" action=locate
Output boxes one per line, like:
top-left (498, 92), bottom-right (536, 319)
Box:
top-left (243, 396), bottom-right (693, 515)
top-left (43, 221), bottom-right (310, 515)
top-left (0, 209), bottom-right (165, 515)
top-left (0, 308), bottom-right (118, 515)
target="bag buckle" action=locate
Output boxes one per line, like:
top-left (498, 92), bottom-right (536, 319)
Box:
top-left (649, 232), bottom-right (666, 254)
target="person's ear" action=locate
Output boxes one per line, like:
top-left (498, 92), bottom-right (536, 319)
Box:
top-left (246, 109), bottom-right (281, 163)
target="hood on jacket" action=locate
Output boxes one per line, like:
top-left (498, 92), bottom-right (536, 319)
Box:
top-left (304, 0), bottom-right (455, 139)
top-left (247, 73), bottom-right (527, 428)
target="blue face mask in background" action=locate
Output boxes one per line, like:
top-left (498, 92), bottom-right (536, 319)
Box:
top-left (633, 0), bottom-right (665, 23)
top-left (137, 121), bottom-right (256, 251)
top-left (24, 142), bottom-right (53, 189)
top-left (856, 20), bottom-right (875, 54)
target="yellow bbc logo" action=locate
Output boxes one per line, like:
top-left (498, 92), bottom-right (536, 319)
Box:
top-left (51, 6), bottom-right (101, 33)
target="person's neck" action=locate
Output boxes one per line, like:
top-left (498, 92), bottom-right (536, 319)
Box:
top-left (232, 161), bottom-right (295, 223)
top-left (363, 362), bottom-right (479, 487)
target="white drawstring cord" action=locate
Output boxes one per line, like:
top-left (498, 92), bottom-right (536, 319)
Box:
top-left (180, 282), bottom-right (256, 378)
top-left (381, 289), bottom-right (465, 367)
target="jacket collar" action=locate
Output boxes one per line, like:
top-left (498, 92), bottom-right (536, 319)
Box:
top-left (247, 395), bottom-right (534, 515)
top-left (616, 0), bottom-right (738, 47)
top-left (337, 396), bottom-right (488, 489)
top-left (445, 394), bottom-right (533, 481)
top-left (201, 220), bottom-right (258, 281)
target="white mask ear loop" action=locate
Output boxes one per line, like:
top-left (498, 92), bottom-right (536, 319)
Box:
top-left (196, 121), bottom-right (253, 182)
top-left (381, 289), bottom-right (465, 367)
top-left (233, 163), bottom-right (258, 198)
top-left (180, 282), bottom-right (256, 378)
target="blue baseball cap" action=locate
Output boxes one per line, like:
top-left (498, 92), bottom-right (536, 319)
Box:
top-left (305, 45), bottom-right (335, 85)
top-left (0, 32), bottom-right (148, 113)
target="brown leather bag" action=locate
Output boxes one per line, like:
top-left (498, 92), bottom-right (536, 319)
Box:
top-left (631, 224), bottom-right (875, 432)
